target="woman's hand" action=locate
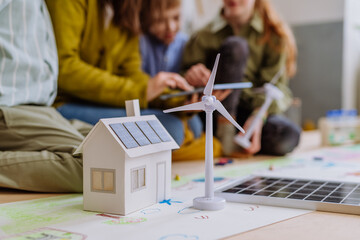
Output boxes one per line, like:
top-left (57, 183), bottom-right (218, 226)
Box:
top-left (146, 72), bottom-right (193, 102)
top-left (184, 63), bottom-right (211, 87)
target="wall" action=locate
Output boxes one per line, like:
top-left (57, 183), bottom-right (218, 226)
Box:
top-left (181, 0), bottom-right (222, 34)
top-left (271, 0), bottom-right (344, 25)
top-left (272, 0), bottom-right (345, 125)
top-left (290, 22), bottom-right (343, 124)
top-left (343, 0), bottom-right (360, 111)
top-left (273, 0), bottom-right (360, 113)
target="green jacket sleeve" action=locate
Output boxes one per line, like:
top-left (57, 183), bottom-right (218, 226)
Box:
top-left (181, 30), bottom-right (219, 74)
top-left (242, 41), bottom-right (293, 114)
top-left (46, 0), bottom-right (149, 108)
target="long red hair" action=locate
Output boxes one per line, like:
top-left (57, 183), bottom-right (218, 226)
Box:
top-left (255, 0), bottom-right (297, 77)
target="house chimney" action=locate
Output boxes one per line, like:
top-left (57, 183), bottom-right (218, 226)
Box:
top-left (125, 99), bottom-right (141, 117)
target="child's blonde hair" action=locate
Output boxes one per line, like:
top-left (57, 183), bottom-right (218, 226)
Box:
top-left (140, 0), bottom-right (181, 33)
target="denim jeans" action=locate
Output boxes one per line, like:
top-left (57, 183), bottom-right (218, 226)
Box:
top-left (57, 102), bottom-right (203, 146)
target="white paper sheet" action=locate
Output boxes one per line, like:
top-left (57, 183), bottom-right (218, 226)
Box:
top-left (4, 145), bottom-right (360, 240)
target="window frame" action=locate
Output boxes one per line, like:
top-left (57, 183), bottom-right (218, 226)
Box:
top-left (131, 165), bottom-right (146, 192)
top-left (90, 168), bottom-right (116, 194)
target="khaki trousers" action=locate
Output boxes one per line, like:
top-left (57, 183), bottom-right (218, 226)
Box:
top-left (0, 105), bottom-right (92, 192)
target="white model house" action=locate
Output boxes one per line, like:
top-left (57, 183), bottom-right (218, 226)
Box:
top-left (74, 100), bottom-right (179, 215)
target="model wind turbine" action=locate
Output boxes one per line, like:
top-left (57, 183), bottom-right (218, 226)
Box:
top-left (234, 67), bottom-right (285, 149)
top-left (164, 54), bottom-right (245, 210)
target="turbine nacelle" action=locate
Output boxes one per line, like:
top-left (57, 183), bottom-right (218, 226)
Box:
top-left (202, 95), bottom-right (216, 104)
top-left (203, 96), bottom-right (216, 111)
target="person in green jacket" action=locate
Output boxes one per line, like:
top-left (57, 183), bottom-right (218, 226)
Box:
top-left (182, 0), bottom-right (301, 156)
top-left (46, 0), bottom-right (194, 146)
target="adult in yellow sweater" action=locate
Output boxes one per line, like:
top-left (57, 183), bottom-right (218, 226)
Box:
top-left (46, 0), bottom-right (193, 146)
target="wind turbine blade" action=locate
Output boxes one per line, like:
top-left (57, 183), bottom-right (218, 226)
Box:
top-left (203, 53), bottom-right (220, 96)
top-left (163, 102), bottom-right (205, 113)
top-left (214, 100), bottom-right (245, 133)
top-left (269, 66), bottom-right (285, 85)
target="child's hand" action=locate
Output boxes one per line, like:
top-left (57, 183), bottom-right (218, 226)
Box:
top-left (146, 72), bottom-right (193, 101)
top-left (184, 63), bottom-right (211, 87)
top-left (213, 89), bottom-right (232, 102)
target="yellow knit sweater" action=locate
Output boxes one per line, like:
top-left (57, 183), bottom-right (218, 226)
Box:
top-left (46, 0), bottom-right (150, 108)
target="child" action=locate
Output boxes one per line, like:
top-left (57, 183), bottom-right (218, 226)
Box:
top-left (139, 0), bottom-right (235, 159)
top-left (139, 0), bottom-right (203, 141)
top-left (182, 0), bottom-right (301, 156)
top-left (140, 0), bottom-right (187, 77)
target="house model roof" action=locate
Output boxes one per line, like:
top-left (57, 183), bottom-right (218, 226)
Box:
top-left (74, 100), bottom-right (179, 158)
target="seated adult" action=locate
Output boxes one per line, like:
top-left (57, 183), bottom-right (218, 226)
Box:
top-left (0, 0), bottom-right (92, 192)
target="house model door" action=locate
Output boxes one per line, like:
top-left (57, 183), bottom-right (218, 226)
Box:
top-left (156, 162), bottom-right (166, 202)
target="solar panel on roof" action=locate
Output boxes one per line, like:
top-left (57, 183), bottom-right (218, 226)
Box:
top-left (216, 175), bottom-right (360, 215)
top-left (136, 121), bottom-right (161, 144)
top-left (147, 120), bottom-right (172, 142)
top-left (123, 122), bottom-right (151, 146)
top-left (109, 123), bottom-right (139, 149)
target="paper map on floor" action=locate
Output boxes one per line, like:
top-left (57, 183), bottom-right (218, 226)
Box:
top-left (2, 145), bottom-right (360, 240)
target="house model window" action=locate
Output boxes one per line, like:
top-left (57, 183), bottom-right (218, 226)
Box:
top-left (131, 166), bottom-right (146, 192)
top-left (91, 168), bottom-right (115, 193)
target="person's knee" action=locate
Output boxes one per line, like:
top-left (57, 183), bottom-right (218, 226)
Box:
top-left (215, 37), bottom-right (249, 114)
top-left (216, 36), bottom-right (249, 88)
top-left (260, 115), bottom-right (301, 156)
top-left (220, 36), bottom-right (249, 64)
